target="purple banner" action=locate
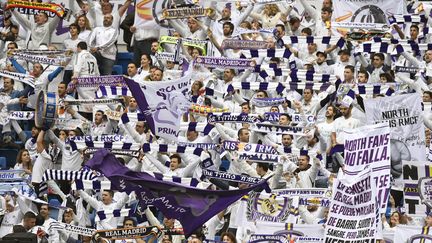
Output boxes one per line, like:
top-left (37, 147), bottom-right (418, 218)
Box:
top-left (85, 150), bottom-right (269, 237)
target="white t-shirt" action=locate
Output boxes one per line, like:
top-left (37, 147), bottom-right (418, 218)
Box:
top-left (31, 150), bottom-right (52, 183)
top-left (317, 120), bottom-right (334, 150)
top-left (332, 116), bottom-right (361, 144)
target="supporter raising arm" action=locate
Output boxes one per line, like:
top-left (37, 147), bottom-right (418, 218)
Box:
top-left (146, 153), bottom-right (203, 177)
top-left (10, 10), bottom-right (60, 49)
top-left (78, 189), bottom-right (129, 230)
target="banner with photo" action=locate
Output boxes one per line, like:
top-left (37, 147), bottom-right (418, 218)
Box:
top-left (403, 160), bottom-right (432, 216)
top-left (342, 123), bottom-right (391, 213)
top-left (332, 0), bottom-right (405, 30)
top-left (364, 93), bottom-right (425, 190)
top-left (325, 170), bottom-right (378, 242)
top-left (393, 225), bottom-right (432, 243)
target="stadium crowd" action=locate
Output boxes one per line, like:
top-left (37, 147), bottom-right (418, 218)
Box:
top-left (0, 0), bottom-right (432, 242)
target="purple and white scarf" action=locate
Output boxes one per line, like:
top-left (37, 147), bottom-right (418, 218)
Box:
top-left (221, 39), bottom-right (269, 50)
top-left (195, 56), bottom-right (255, 69)
top-left (207, 112), bottom-right (261, 123)
top-left (281, 36), bottom-right (345, 48)
top-left (96, 86), bottom-right (131, 99)
top-left (0, 70), bottom-right (35, 87)
top-left (68, 75), bottom-right (126, 90)
top-left (252, 123), bottom-right (306, 135)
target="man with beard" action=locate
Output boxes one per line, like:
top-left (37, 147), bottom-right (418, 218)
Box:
top-left (331, 104), bottom-right (360, 172)
top-left (88, 14), bottom-right (119, 75)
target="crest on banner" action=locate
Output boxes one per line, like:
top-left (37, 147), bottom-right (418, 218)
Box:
top-left (419, 177), bottom-right (432, 209)
top-left (246, 192), bottom-right (297, 222)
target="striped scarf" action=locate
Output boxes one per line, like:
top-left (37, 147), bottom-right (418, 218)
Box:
top-left (422, 102), bottom-right (432, 111)
top-left (207, 113), bottom-right (261, 124)
top-left (12, 52), bottom-right (71, 66)
top-left (72, 180), bottom-right (112, 190)
top-left (253, 67), bottom-right (337, 83)
top-left (203, 87), bottom-right (225, 99)
top-left (194, 56), bottom-right (255, 69)
top-left (97, 208), bottom-right (133, 220)
top-left (0, 70), bottom-right (35, 87)
top-left (83, 148), bottom-right (140, 158)
top-left (68, 75), bottom-right (126, 90)
top-left (202, 169), bottom-right (263, 184)
top-left (121, 112), bottom-right (146, 124)
top-left (8, 111), bottom-right (34, 120)
top-left (251, 97), bottom-right (286, 107)
top-left (285, 81), bottom-right (332, 92)
top-left (68, 140), bottom-right (142, 151)
top-left (227, 82), bottom-right (286, 94)
top-left (13, 49), bottom-right (68, 55)
top-left (179, 122), bottom-right (215, 135)
top-left (338, 83), bottom-right (396, 96)
top-left (281, 36), bottom-right (345, 48)
top-left (231, 27), bottom-right (275, 37)
top-left (49, 221), bottom-right (95, 237)
top-left (177, 142), bottom-right (219, 151)
top-left (141, 143), bottom-right (206, 157)
top-left (227, 80), bottom-right (333, 94)
top-left (355, 42), bottom-right (393, 53)
top-left (221, 39), bottom-right (269, 50)
top-left (65, 98), bottom-right (123, 105)
top-left (252, 123), bottom-right (306, 135)
top-left (241, 48), bottom-right (293, 59)
top-left (388, 14), bottom-right (428, 25)
top-left (142, 143), bottom-right (214, 168)
top-left (145, 171), bottom-right (211, 188)
top-left (394, 43), bottom-right (432, 55)
top-left (42, 169), bottom-right (98, 181)
top-left (282, 147), bottom-right (319, 157)
top-left (96, 86), bottom-right (131, 99)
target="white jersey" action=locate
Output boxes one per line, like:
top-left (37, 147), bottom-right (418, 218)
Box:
top-left (74, 50), bottom-right (100, 77)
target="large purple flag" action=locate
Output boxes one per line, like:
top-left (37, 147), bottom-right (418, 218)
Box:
top-left (85, 150), bottom-right (269, 236)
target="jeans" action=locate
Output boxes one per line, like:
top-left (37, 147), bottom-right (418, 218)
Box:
top-left (93, 52), bottom-right (115, 75)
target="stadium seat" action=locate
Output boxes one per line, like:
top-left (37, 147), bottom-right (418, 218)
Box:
top-left (0, 157), bottom-right (6, 169)
top-left (112, 64), bottom-right (123, 75)
top-left (23, 130), bottom-right (32, 140)
top-left (116, 52), bottom-right (134, 74)
top-left (48, 198), bottom-right (60, 220)
top-left (220, 159), bottom-right (230, 171)
top-left (0, 149), bottom-right (19, 169)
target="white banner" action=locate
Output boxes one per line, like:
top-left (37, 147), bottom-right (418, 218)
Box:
top-left (402, 160), bottom-right (432, 216)
top-left (325, 170), bottom-right (378, 242)
top-left (364, 93), bottom-right (426, 190)
top-left (125, 73), bottom-right (192, 141)
top-left (250, 222), bottom-right (324, 241)
top-left (333, 0), bottom-right (405, 26)
top-left (342, 123), bottom-right (391, 213)
top-left (134, 0), bottom-right (159, 30)
top-left (393, 225), bottom-right (432, 243)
